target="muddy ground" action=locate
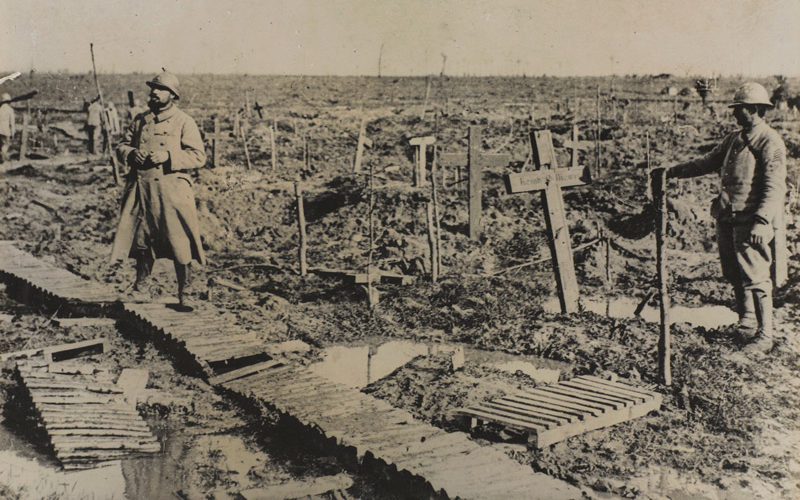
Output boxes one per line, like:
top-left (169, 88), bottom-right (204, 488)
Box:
top-left (0, 73), bottom-right (799, 499)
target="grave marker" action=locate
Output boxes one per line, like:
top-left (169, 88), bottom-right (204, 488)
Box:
top-left (353, 116), bottom-right (373, 172)
top-left (208, 116), bottom-right (222, 167)
top-left (504, 129), bottom-right (590, 314)
top-left (439, 127), bottom-right (511, 240)
top-left (408, 135), bottom-right (435, 186)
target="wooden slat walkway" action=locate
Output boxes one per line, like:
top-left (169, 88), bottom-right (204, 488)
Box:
top-left (0, 243), bottom-right (582, 498)
top-left (456, 376), bottom-right (662, 447)
top-left (219, 363), bottom-right (578, 499)
top-left (9, 358), bottom-right (159, 469)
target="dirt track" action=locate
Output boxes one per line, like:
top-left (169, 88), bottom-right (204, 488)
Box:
top-left (1, 73), bottom-right (799, 499)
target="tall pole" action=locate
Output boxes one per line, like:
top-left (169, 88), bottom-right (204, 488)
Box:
top-left (90, 43), bottom-right (120, 185)
top-left (595, 85), bottom-right (601, 179)
top-left (655, 167), bottom-right (671, 386)
top-left (295, 181), bottom-right (307, 277)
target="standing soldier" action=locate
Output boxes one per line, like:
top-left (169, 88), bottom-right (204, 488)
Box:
top-left (652, 82), bottom-right (787, 352)
top-left (86, 96), bottom-right (103, 155)
top-left (0, 93), bottom-right (14, 163)
top-left (111, 71), bottom-right (207, 309)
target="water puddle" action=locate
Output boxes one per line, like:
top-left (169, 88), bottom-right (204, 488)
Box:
top-left (543, 296), bottom-right (737, 329)
top-left (310, 339), bottom-right (568, 388)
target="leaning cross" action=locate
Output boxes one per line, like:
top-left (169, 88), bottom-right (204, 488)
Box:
top-left (440, 126), bottom-right (511, 240)
top-left (253, 101), bottom-right (264, 120)
top-left (504, 129), bottom-right (589, 314)
top-left (353, 116), bottom-right (373, 172)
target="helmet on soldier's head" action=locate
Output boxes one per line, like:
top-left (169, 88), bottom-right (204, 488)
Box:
top-left (729, 82), bottom-right (772, 108)
top-left (146, 71), bottom-right (181, 100)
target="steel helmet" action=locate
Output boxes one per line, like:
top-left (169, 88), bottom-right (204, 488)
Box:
top-left (146, 71), bottom-right (181, 99)
top-left (729, 82), bottom-right (772, 108)
top-left (1, 93), bottom-right (10, 101)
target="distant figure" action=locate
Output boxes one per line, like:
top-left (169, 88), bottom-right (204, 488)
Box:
top-left (651, 82), bottom-right (786, 352)
top-left (86, 96), bottom-right (103, 155)
top-left (105, 101), bottom-right (120, 137)
top-left (0, 93), bottom-right (14, 163)
top-left (125, 98), bottom-right (146, 125)
top-left (111, 71), bottom-right (207, 309)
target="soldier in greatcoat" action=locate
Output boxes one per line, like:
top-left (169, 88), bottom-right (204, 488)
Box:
top-left (0, 93), bottom-right (14, 163)
top-left (652, 82), bottom-right (787, 352)
top-left (111, 71), bottom-right (207, 308)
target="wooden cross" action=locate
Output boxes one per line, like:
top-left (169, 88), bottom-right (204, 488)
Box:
top-left (207, 116), bottom-right (222, 167)
top-left (253, 101), bottom-right (264, 120)
top-left (408, 135), bottom-right (435, 186)
top-left (439, 126), bottom-right (511, 240)
top-left (504, 129), bottom-right (590, 314)
top-left (353, 116), bottom-right (373, 172)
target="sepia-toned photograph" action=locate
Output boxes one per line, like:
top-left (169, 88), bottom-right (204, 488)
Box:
top-left (1, 0), bottom-right (798, 498)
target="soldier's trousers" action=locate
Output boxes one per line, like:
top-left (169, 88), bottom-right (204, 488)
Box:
top-left (717, 216), bottom-right (773, 294)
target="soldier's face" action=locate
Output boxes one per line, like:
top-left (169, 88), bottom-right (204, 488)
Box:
top-left (148, 86), bottom-right (173, 108)
top-left (732, 105), bottom-right (756, 128)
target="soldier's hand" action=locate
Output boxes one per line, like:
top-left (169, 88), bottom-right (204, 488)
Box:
top-left (748, 221), bottom-right (772, 246)
top-left (148, 151), bottom-right (169, 164)
top-left (131, 149), bottom-right (147, 167)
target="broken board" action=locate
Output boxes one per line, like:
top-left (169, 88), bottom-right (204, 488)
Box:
top-left (456, 375), bottom-right (662, 448)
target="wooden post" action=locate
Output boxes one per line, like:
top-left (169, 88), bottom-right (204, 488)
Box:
top-left (595, 86), bottom-right (601, 179)
top-left (645, 131), bottom-right (652, 200)
top-left (655, 167), bottom-right (671, 386)
top-left (367, 161), bottom-right (376, 307)
top-left (431, 144), bottom-right (442, 276)
top-left (271, 118), bottom-right (277, 171)
top-left (211, 116), bottom-right (220, 168)
top-left (233, 112), bottom-right (240, 138)
top-left (353, 116), bottom-right (367, 172)
top-left (304, 135), bottom-right (310, 172)
top-left (427, 201), bottom-right (438, 282)
top-left (295, 181), bottom-right (307, 277)
top-left (409, 136), bottom-right (435, 187)
top-left (18, 109), bottom-right (29, 160)
top-left (571, 124), bottom-right (579, 167)
top-left (239, 122), bottom-right (252, 170)
top-left (89, 42), bottom-right (119, 184)
top-left (245, 89), bottom-right (251, 118)
top-left (468, 126), bottom-right (481, 241)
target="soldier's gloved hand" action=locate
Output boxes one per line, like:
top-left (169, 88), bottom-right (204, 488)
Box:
top-left (148, 151), bottom-right (169, 165)
top-left (748, 221), bottom-right (772, 246)
top-left (130, 149), bottom-right (147, 167)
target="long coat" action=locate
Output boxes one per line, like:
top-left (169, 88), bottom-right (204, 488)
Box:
top-left (110, 104), bottom-right (207, 265)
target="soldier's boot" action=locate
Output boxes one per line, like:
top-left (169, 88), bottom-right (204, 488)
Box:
top-left (745, 289), bottom-right (774, 353)
top-left (175, 262), bottom-right (191, 308)
top-left (133, 254), bottom-right (154, 291)
top-left (734, 285), bottom-right (757, 333)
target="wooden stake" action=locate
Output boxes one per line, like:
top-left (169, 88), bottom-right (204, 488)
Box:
top-left (212, 116), bottom-right (220, 168)
top-left (367, 161), bottom-right (376, 306)
top-left (271, 118), bottom-right (277, 171)
top-left (239, 122), bottom-right (252, 170)
top-left (353, 115), bottom-right (367, 172)
top-left (427, 201), bottom-right (438, 282)
top-left (571, 124), bottom-right (579, 167)
top-left (655, 167), bottom-right (671, 386)
top-left (646, 131), bottom-right (652, 200)
top-left (295, 181), bottom-right (307, 276)
top-left (18, 108), bottom-right (29, 161)
top-left (89, 42), bottom-right (119, 184)
top-left (431, 143), bottom-right (442, 276)
top-left (595, 85), bottom-right (601, 179)
top-left (420, 75), bottom-right (432, 120)
top-left (233, 112), bottom-right (240, 138)
top-left (304, 135), bottom-right (310, 172)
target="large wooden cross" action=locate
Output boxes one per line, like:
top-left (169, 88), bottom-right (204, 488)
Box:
top-left (504, 129), bottom-right (589, 314)
top-left (440, 126), bottom-right (511, 240)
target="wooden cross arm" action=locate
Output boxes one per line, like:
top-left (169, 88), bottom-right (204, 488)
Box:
top-left (409, 135), bottom-right (436, 146)
top-left (560, 139), bottom-right (592, 151)
top-left (439, 152), bottom-right (512, 168)
top-left (504, 165), bottom-right (590, 194)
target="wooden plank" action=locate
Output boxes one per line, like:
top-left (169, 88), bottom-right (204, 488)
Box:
top-left (48, 428), bottom-right (154, 438)
top-left (458, 406), bottom-right (548, 431)
top-left (559, 381), bottom-right (639, 405)
top-left (208, 360), bottom-right (284, 386)
top-left (517, 389), bottom-right (608, 415)
top-left (568, 378), bottom-right (651, 403)
top-left (485, 399), bottom-right (575, 423)
top-left (504, 166), bottom-right (587, 194)
top-left (536, 385), bottom-right (627, 410)
top-left (503, 394), bottom-right (595, 419)
top-left (578, 375), bottom-right (659, 397)
top-left (44, 338), bottom-right (107, 363)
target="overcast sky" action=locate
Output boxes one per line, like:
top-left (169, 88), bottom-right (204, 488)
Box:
top-left (2, 0), bottom-right (799, 76)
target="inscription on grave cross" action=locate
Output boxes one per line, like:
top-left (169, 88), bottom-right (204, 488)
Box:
top-left (504, 129), bottom-right (590, 313)
top-left (439, 126), bottom-right (511, 240)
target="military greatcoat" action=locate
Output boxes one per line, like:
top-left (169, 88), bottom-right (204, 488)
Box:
top-left (111, 103), bottom-right (207, 265)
